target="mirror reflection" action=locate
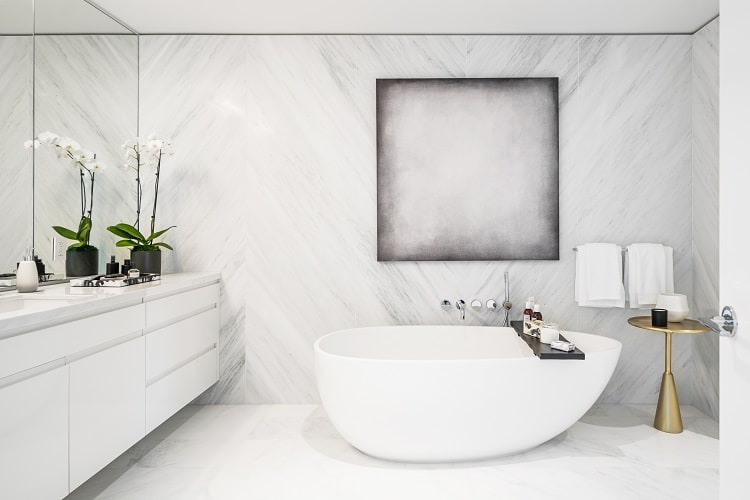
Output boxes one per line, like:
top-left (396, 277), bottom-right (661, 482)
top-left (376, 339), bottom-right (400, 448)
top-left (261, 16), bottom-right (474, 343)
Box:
top-left (33, 0), bottom-right (138, 278)
top-left (0, 0), bottom-right (33, 283)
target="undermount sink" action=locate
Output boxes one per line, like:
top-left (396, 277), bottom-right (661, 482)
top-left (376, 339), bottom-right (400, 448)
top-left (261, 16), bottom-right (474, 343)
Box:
top-left (0, 294), bottom-right (94, 316)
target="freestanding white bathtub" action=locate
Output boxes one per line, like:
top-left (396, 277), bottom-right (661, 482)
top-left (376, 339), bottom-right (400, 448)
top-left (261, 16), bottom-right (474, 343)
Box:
top-left (314, 326), bottom-right (621, 462)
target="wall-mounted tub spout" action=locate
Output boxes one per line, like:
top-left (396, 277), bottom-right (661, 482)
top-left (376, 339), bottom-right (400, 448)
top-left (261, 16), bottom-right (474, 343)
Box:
top-left (456, 299), bottom-right (466, 320)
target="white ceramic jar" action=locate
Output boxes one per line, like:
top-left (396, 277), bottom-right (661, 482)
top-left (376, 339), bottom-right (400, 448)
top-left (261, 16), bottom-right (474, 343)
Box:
top-left (655, 293), bottom-right (689, 322)
top-left (539, 323), bottom-right (560, 344)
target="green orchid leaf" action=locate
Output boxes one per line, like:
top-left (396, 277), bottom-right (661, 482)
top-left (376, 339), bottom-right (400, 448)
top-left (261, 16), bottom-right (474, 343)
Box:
top-left (107, 225), bottom-right (135, 240)
top-left (76, 217), bottom-right (92, 242)
top-left (154, 242), bottom-right (173, 251)
top-left (112, 223), bottom-right (146, 243)
top-left (68, 241), bottom-right (84, 250)
top-left (52, 225), bottom-right (78, 240)
top-left (146, 225), bottom-right (176, 243)
top-left (115, 239), bottom-right (137, 247)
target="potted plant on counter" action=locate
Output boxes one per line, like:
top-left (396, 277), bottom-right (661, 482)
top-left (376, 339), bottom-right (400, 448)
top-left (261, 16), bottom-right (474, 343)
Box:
top-left (107, 135), bottom-right (174, 274)
top-left (26, 132), bottom-right (106, 277)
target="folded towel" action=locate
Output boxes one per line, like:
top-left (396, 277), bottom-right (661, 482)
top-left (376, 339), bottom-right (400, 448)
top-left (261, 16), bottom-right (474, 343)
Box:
top-left (626, 243), bottom-right (674, 309)
top-left (575, 243), bottom-right (625, 308)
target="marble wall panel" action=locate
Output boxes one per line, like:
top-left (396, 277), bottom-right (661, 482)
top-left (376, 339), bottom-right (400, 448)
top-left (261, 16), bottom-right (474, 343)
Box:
top-left (0, 36), bottom-right (32, 274)
top-left (139, 35), bottom-right (248, 403)
top-left (573, 35), bottom-right (693, 404)
top-left (138, 34), bottom-right (703, 405)
top-left (691, 18), bottom-right (720, 421)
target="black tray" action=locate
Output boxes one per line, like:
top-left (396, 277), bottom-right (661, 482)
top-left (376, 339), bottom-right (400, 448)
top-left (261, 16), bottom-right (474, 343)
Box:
top-left (510, 321), bottom-right (585, 360)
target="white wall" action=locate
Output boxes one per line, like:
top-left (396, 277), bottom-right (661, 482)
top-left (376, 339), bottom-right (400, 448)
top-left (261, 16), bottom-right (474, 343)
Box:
top-left (139, 34), bottom-right (698, 405)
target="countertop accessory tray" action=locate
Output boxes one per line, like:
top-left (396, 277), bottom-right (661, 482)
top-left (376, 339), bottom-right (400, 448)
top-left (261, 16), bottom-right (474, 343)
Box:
top-left (70, 273), bottom-right (160, 287)
top-left (511, 320), bottom-right (585, 360)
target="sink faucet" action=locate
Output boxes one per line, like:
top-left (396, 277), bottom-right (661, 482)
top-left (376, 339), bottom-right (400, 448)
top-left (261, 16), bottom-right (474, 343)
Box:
top-left (456, 299), bottom-right (466, 320)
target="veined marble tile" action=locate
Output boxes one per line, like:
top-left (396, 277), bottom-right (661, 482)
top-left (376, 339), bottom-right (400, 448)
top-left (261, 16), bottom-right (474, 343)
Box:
top-left (135, 34), bottom-right (709, 406)
top-left (691, 18), bottom-right (720, 421)
top-left (572, 35), bottom-right (693, 404)
top-left (244, 35), bottom-right (475, 403)
top-left (33, 35), bottom-right (138, 276)
top-left (0, 36), bottom-right (33, 273)
top-left (139, 35), bottom-right (248, 403)
top-left (67, 404), bottom-right (718, 500)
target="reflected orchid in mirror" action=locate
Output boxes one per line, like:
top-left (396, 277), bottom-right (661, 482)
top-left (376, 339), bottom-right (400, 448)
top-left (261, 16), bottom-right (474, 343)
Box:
top-left (24, 131), bottom-right (106, 251)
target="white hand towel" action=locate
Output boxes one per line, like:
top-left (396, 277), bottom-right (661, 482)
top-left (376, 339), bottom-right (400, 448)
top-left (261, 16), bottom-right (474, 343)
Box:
top-left (575, 243), bottom-right (625, 308)
top-left (626, 243), bottom-right (675, 309)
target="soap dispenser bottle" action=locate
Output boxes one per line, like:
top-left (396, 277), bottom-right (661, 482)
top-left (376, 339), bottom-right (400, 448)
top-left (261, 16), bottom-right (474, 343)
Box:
top-left (17, 252), bottom-right (39, 293)
top-left (523, 299), bottom-right (534, 322)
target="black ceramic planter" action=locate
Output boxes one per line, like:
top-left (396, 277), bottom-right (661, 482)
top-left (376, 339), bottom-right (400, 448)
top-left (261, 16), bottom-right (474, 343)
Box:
top-left (130, 250), bottom-right (161, 275)
top-left (66, 248), bottom-right (99, 277)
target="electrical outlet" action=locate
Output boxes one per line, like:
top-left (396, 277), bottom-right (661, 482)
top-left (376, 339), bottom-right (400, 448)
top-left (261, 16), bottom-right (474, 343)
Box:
top-left (52, 237), bottom-right (65, 261)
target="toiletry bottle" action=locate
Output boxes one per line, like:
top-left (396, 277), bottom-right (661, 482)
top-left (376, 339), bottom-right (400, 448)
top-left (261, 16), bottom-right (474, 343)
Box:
top-left (33, 254), bottom-right (45, 279)
top-left (106, 255), bottom-right (120, 275)
top-left (533, 304), bottom-right (543, 321)
top-left (121, 259), bottom-right (131, 275)
top-left (523, 301), bottom-right (533, 322)
top-left (16, 254), bottom-right (39, 293)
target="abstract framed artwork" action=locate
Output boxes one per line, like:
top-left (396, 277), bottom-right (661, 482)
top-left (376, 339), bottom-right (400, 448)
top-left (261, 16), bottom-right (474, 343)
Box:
top-left (377, 78), bottom-right (559, 261)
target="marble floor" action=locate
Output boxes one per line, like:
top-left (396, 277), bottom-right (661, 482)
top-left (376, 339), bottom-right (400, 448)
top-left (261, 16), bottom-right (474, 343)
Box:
top-left (68, 404), bottom-right (719, 500)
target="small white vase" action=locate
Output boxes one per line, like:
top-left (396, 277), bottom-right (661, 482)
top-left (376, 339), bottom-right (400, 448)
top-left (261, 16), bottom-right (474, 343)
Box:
top-left (16, 260), bottom-right (39, 293)
top-left (655, 293), bottom-right (689, 322)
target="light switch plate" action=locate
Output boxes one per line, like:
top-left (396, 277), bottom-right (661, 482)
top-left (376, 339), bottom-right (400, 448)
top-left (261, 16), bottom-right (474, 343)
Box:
top-left (52, 238), bottom-right (65, 260)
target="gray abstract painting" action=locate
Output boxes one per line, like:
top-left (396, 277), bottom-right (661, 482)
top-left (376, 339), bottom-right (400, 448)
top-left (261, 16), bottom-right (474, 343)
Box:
top-left (377, 78), bottom-right (559, 261)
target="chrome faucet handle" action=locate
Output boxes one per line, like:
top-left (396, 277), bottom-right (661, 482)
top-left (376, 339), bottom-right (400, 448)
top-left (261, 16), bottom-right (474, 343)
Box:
top-left (440, 299), bottom-right (451, 310)
top-left (470, 299), bottom-right (482, 311)
top-left (486, 299), bottom-right (497, 310)
top-left (455, 299), bottom-right (466, 320)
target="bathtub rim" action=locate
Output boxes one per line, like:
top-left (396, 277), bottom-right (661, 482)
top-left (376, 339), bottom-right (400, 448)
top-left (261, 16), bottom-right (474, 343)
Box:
top-left (314, 325), bottom-right (621, 363)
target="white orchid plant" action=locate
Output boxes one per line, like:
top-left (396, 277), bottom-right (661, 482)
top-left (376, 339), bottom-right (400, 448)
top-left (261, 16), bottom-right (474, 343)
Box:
top-left (107, 135), bottom-right (175, 252)
top-left (25, 131), bottom-right (105, 251)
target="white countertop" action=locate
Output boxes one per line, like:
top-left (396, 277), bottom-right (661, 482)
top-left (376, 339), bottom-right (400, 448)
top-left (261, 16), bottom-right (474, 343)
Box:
top-left (0, 272), bottom-right (220, 339)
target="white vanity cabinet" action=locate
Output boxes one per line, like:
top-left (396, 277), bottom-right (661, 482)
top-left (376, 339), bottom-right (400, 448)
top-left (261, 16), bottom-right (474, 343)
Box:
top-left (145, 283), bottom-right (219, 433)
top-left (0, 273), bottom-right (220, 500)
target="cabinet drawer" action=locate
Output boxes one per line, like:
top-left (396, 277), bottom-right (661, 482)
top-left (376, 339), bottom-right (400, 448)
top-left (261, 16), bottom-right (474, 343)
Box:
top-left (146, 284), bottom-right (219, 330)
top-left (0, 304), bottom-right (144, 379)
top-left (69, 336), bottom-right (146, 491)
top-left (146, 347), bottom-right (217, 433)
top-left (146, 307), bottom-right (218, 382)
top-left (0, 365), bottom-right (68, 500)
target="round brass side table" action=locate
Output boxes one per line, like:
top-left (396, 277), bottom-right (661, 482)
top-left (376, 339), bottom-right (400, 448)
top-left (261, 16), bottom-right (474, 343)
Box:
top-left (627, 316), bottom-right (709, 433)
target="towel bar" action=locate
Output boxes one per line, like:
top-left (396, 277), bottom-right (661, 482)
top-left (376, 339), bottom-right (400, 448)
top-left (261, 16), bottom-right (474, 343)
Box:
top-left (573, 247), bottom-right (627, 252)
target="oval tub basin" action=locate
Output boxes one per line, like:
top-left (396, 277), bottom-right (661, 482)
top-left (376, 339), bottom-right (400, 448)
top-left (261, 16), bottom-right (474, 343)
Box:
top-left (314, 326), bottom-right (621, 462)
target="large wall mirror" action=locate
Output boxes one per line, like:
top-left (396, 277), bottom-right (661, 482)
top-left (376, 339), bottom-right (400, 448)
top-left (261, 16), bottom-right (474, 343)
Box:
top-left (34, 0), bottom-right (138, 277)
top-left (0, 0), bottom-right (34, 279)
top-left (0, 0), bottom-right (138, 280)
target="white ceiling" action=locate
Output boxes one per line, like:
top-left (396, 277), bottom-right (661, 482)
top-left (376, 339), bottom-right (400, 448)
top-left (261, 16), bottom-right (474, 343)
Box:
top-left (92, 0), bottom-right (718, 35)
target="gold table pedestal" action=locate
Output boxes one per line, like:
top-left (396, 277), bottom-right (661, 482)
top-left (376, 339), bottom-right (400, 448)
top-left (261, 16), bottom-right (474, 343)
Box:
top-left (627, 317), bottom-right (709, 434)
